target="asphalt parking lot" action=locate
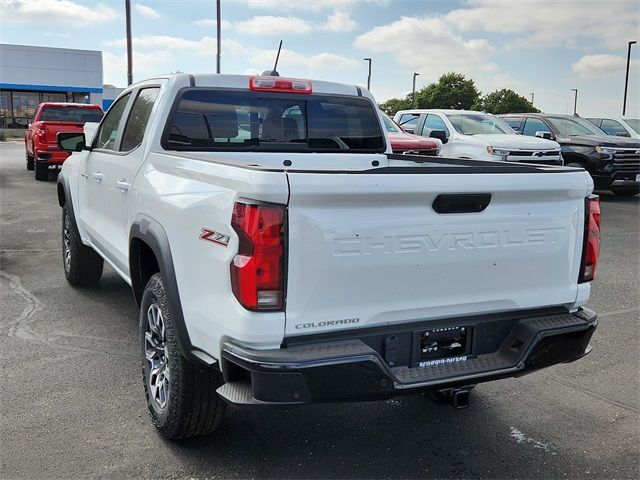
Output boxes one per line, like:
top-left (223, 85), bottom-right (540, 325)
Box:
top-left (1, 141), bottom-right (639, 479)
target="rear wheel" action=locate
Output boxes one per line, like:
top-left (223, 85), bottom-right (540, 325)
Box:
top-left (62, 205), bottom-right (103, 286)
top-left (34, 161), bottom-right (49, 181)
top-left (26, 153), bottom-right (34, 171)
top-left (140, 273), bottom-right (226, 439)
top-left (611, 186), bottom-right (639, 197)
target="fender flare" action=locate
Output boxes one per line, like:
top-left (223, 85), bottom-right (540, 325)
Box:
top-left (129, 217), bottom-right (216, 366)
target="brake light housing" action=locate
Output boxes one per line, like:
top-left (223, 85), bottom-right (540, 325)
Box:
top-left (579, 195), bottom-right (600, 283)
top-left (249, 76), bottom-right (312, 94)
top-left (230, 201), bottom-right (286, 311)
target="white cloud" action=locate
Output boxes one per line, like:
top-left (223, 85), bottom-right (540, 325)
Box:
top-left (102, 50), bottom-right (176, 86)
top-left (248, 47), bottom-right (359, 70)
top-left (104, 35), bottom-right (247, 56)
top-left (572, 54), bottom-right (632, 78)
top-left (321, 10), bottom-right (357, 32)
top-left (234, 16), bottom-right (312, 35)
top-left (134, 3), bottom-right (159, 19)
top-left (193, 18), bottom-right (232, 29)
top-left (243, 0), bottom-right (388, 11)
top-left (1, 0), bottom-right (117, 26)
top-left (445, 0), bottom-right (639, 51)
top-left (355, 16), bottom-right (496, 83)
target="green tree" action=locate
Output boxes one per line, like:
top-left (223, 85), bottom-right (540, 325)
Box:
top-left (379, 97), bottom-right (411, 116)
top-left (473, 89), bottom-right (540, 114)
top-left (414, 72), bottom-right (480, 110)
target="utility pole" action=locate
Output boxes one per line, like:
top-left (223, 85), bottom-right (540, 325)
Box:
top-left (529, 92), bottom-right (534, 105)
top-left (216, 0), bottom-right (221, 74)
top-left (623, 40), bottom-right (637, 115)
top-left (363, 58), bottom-right (371, 90)
top-left (125, 0), bottom-right (133, 86)
top-left (412, 72), bottom-right (419, 107)
top-left (571, 88), bottom-right (578, 115)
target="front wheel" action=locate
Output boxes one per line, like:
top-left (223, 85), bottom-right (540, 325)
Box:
top-left (140, 273), bottom-right (226, 439)
top-left (611, 186), bottom-right (639, 197)
top-left (62, 205), bottom-right (103, 286)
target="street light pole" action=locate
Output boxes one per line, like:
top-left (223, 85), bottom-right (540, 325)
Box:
top-left (412, 72), bottom-right (419, 107)
top-left (623, 40), bottom-right (637, 115)
top-left (529, 92), bottom-right (534, 105)
top-left (571, 88), bottom-right (578, 115)
top-left (125, 0), bottom-right (133, 86)
top-left (216, 0), bottom-right (221, 74)
top-left (363, 58), bottom-right (371, 90)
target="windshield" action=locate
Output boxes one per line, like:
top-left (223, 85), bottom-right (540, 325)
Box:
top-left (381, 113), bottom-right (400, 133)
top-left (624, 119), bottom-right (640, 134)
top-left (445, 113), bottom-right (514, 135)
top-left (40, 106), bottom-right (103, 123)
top-left (164, 89), bottom-right (385, 153)
top-left (547, 116), bottom-right (605, 136)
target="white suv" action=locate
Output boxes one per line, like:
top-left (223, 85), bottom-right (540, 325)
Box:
top-left (587, 117), bottom-right (640, 139)
top-left (394, 109), bottom-right (563, 165)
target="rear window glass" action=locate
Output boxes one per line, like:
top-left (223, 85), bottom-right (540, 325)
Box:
top-left (163, 89), bottom-right (384, 152)
top-left (40, 107), bottom-right (103, 123)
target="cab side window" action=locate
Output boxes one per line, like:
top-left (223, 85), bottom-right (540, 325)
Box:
top-left (120, 88), bottom-right (160, 152)
top-left (397, 114), bottom-right (420, 131)
top-left (522, 117), bottom-right (551, 137)
top-left (600, 119), bottom-right (627, 136)
top-left (96, 93), bottom-right (131, 150)
top-left (421, 114), bottom-right (449, 137)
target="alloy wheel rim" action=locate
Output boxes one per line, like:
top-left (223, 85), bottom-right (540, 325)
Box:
top-left (63, 214), bottom-right (71, 273)
top-left (145, 302), bottom-right (170, 410)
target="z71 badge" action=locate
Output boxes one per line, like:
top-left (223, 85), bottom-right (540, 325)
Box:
top-left (199, 228), bottom-right (230, 247)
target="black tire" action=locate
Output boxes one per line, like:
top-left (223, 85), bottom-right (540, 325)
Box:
top-left (34, 161), bottom-right (49, 181)
top-left (61, 205), bottom-right (103, 286)
top-left (26, 154), bottom-right (34, 171)
top-left (140, 273), bottom-right (226, 440)
top-left (611, 186), bottom-right (639, 197)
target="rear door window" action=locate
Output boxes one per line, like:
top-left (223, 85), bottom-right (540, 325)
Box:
top-left (164, 89), bottom-right (384, 153)
top-left (120, 87), bottom-right (160, 151)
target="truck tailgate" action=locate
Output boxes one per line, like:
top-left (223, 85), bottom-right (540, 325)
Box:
top-left (44, 122), bottom-right (84, 143)
top-left (284, 170), bottom-right (590, 336)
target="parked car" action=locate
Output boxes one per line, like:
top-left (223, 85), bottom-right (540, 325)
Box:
top-left (586, 117), bottom-right (640, 140)
top-left (25, 102), bottom-right (103, 180)
top-left (57, 73), bottom-right (599, 439)
top-left (381, 113), bottom-right (440, 156)
top-left (393, 109), bottom-right (563, 165)
top-left (502, 113), bottom-right (640, 196)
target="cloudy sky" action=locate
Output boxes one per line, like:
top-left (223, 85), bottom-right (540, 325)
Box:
top-left (1, 0), bottom-right (639, 116)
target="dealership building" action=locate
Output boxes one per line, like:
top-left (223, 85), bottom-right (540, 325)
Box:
top-left (0, 43), bottom-right (122, 130)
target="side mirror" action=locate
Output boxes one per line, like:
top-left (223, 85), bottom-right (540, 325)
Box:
top-left (616, 131), bottom-right (631, 137)
top-left (535, 130), bottom-right (553, 140)
top-left (429, 130), bottom-right (448, 144)
top-left (57, 132), bottom-right (86, 152)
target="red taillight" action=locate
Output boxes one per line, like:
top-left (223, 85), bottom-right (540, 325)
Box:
top-left (579, 195), bottom-right (601, 283)
top-left (230, 202), bottom-right (286, 311)
top-left (249, 76), bottom-right (312, 94)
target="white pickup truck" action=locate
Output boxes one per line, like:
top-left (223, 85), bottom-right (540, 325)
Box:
top-left (394, 109), bottom-right (563, 165)
top-left (56, 74), bottom-right (600, 440)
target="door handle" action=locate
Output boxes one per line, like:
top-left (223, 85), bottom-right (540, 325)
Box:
top-left (116, 180), bottom-right (130, 192)
top-left (80, 172), bottom-right (88, 179)
top-left (92, 172), bottom-right (103, 182)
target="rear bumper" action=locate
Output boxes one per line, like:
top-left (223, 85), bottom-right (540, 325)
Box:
top-left (36, 149), bottom-right (69, 165)
top-left (218, 308), bottom-right (597, 405)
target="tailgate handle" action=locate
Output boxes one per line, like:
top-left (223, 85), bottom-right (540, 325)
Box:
top-left (432, 194), bottom-right (491, 214)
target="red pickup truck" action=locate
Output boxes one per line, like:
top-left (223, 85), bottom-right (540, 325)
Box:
top-left (25, 103), bottom-right (103, 181)
top-left (381, 113), bottom-right (440, 155)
